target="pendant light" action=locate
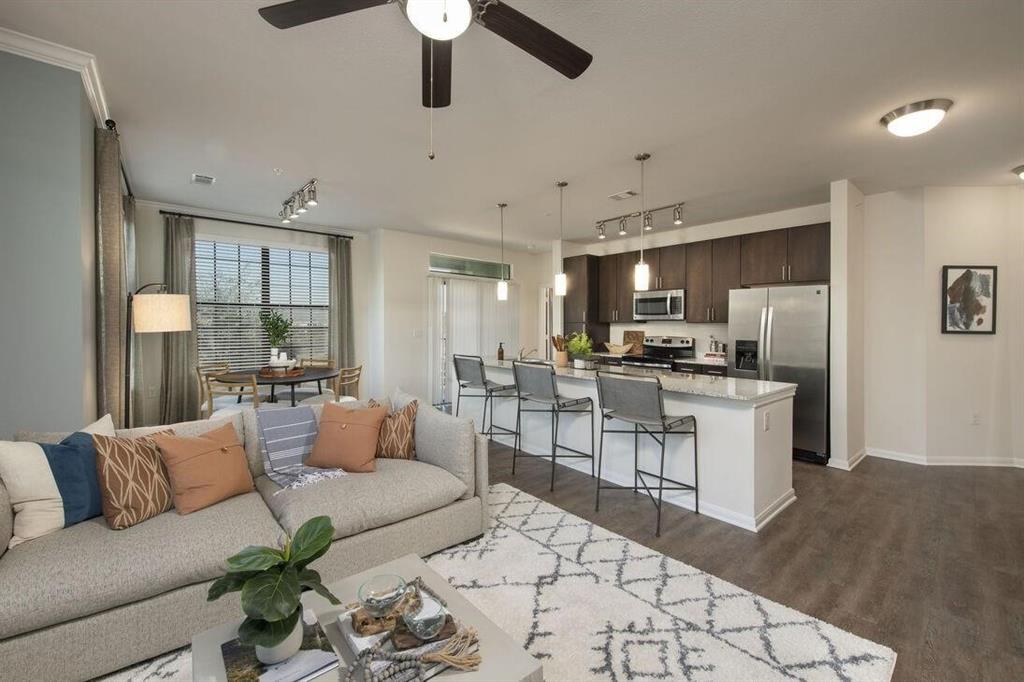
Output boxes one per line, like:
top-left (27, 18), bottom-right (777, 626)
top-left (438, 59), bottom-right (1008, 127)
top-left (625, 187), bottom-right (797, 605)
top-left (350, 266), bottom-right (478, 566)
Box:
top-left (553, 181), bottom-right (568, 297)
top-left (634, 153), bottom-right (651, 291)
top-left (496, 202), bottom-right (508, 301)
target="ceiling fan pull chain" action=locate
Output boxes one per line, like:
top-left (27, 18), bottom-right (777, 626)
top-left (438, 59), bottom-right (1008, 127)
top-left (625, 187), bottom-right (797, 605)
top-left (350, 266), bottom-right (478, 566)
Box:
top-left (428, 38), bottom-right (436, 160)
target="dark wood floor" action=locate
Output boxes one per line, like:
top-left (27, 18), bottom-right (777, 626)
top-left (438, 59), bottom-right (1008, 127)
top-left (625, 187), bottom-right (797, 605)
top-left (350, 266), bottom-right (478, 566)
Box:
top-left (487, 443), bottom-right (1024, 682)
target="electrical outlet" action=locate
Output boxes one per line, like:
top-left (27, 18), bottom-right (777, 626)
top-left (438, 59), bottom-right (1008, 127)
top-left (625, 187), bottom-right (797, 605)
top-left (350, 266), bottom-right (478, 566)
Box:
top-left (763, 411), bottom-right (770, 432)
top-left (971, 413), bottom-right (981, 426)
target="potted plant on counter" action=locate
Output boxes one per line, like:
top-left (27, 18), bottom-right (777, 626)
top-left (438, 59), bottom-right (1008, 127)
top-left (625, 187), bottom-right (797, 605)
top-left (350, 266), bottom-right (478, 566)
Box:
top-left (208, 516), bottom-right (340, 665)
top-left (567, 332), bottom-right (596, 370)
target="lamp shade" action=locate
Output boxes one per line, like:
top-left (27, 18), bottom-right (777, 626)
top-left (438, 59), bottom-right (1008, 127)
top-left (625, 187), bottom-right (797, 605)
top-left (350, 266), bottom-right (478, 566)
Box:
top-left (133, 294), bottom-right (192, 333)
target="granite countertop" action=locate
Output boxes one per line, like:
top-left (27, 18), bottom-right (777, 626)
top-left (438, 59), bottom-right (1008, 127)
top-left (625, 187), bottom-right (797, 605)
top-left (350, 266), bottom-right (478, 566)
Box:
top-left (483, 358), bottom-right (796, 402)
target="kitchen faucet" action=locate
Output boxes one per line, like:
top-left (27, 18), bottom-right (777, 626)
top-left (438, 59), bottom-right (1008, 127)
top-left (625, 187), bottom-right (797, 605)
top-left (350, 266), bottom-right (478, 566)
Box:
top-left (518, 348), bottom-right (538, 360)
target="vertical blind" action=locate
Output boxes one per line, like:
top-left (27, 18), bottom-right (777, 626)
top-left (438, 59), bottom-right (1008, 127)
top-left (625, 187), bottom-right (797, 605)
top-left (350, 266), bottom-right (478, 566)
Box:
top-left (194, 239), bottom-right (330, 369)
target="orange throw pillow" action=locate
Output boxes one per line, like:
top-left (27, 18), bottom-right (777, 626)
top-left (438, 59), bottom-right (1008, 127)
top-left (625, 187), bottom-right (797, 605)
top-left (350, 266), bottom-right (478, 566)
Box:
top-left (152, 423), bottom-right (254, 515)
top-left (308, 402), bottom-right (388, 472)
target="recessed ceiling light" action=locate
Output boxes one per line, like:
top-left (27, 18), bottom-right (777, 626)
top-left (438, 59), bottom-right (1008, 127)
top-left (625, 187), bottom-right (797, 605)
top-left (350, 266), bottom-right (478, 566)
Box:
top-left (880, 98), bottom-right (953, 137)
top-left (1013, 165), bottom-right (1024, 180)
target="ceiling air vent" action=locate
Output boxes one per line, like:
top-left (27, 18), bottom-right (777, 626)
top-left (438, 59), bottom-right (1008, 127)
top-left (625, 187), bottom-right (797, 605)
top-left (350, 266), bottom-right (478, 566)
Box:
top-left (190, 173), bottom-right (216, 185)
top-left (608, 189), bottom-right (637, 201)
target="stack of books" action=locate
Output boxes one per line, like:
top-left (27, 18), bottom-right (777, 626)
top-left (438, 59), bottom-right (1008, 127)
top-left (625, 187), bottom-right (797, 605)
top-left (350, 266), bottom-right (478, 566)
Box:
top-left (220, 610), bottom-right (339, 682)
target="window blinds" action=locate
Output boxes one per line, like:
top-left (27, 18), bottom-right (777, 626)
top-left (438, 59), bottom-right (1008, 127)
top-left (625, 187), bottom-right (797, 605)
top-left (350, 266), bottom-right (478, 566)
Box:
top-left (194, 240), bottom-right (330, 369)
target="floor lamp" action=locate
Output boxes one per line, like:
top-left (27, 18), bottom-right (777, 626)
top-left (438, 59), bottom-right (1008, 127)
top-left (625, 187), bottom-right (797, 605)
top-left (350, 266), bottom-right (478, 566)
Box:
top-left (125, 283), bottom-right (192, 427)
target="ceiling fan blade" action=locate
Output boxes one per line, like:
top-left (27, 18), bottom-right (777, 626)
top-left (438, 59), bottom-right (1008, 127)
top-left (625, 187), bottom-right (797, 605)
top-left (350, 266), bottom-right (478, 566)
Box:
top-left (422, 36), bottom-right (452, 108)
top-left (475, 1), bottom-right (592, 79)
top-left (258, 0), bottom-right (389, 29)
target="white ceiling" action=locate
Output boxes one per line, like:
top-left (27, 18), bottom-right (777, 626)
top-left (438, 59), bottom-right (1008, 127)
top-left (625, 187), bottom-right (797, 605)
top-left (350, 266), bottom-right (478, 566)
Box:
top-left (1, 0), bottom-right (1021, 248)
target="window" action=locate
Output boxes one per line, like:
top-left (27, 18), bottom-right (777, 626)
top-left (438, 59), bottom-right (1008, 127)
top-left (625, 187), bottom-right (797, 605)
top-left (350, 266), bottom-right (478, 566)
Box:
top-left (429, 253), bottom-right (511, 280)
top-left (194, 239), bottom-right (329, 369)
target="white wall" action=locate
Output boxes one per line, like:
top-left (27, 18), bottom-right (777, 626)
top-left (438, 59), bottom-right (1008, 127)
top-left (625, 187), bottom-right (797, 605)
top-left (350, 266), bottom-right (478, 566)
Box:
top-left (864, 186), bottom-right (1024, 467)
top-left (364, 228), bottom-right (546, 399)
top-left (0, 52), bottom-right (96, 437)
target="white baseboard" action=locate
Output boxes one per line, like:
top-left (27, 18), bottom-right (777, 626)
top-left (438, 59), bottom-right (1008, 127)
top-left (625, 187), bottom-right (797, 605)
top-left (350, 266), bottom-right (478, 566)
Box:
top-left (866, 448), bottom-right (927, 465)
top-left (867, 448), bottom-right (1023, 468)
top-left (754, 488), bottom-right (797, 531)
top-left (827, 448), bottom-right (865, 471)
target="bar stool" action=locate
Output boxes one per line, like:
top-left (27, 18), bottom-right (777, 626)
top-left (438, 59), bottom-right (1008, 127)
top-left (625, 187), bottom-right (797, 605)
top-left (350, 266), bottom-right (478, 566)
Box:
top-left (452, 354), bottom-right (517, 439)
top-left (594, 371), bottom-right (698, 536)
top-left (511, 360), bottom-right (595, 491)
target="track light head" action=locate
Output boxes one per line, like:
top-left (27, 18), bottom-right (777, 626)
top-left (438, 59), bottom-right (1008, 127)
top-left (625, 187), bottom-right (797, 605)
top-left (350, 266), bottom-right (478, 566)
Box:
top-left (305, 181), bottom-right (318, 207)
top-left (643, 212), bottom-right (653, 231)
top-left (618, 218), bottom-right (627, 236)
top-left (673, 204), bottom-right (683, 225)
top-left (597, 221), bottom-right (606, 240)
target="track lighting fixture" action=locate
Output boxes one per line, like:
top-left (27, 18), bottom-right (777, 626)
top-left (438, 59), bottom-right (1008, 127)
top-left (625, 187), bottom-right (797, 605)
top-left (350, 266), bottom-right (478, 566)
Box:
top-left (643, 212), bottom-right (653, 231)
top-left (597, 222), bottom-right (606, 240)
top-left (594, 200), bottom-right (686, 241)
top-left (277, 179), bottom-right (319, 222)
top-left (673, 204), bottom-right (683, 225)
top-left (618, 218), bottom-right (627, 236)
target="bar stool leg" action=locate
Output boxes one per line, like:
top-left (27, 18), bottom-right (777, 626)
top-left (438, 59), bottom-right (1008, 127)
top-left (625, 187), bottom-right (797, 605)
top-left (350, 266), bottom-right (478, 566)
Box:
top-left (483, 393), bottom-right (492, 436)
top-left (550, 408), bottom-right (560, 492)
top-left (512, 399), bottom-right (522, 476)
top-left (455, 386), bottom-right (462, 417)
top-left (656, 426), bottom-right (668, 537)
top-left (633, 423), bottom-right (639, 493)
top-left (693, 422), bottom-right (700, 515)
top-left (589, 402), bottom-right (595, 477)
top-left (595, 417), bottom-right (606, 511)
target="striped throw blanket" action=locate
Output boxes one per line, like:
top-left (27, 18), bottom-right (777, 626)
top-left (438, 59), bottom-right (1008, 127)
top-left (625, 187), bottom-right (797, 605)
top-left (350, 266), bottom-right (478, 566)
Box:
top-left (256, 406), bottom-right (346, 490)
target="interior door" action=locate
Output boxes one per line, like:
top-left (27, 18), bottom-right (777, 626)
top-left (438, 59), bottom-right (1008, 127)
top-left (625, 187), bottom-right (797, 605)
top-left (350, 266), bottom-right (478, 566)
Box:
top-left (767, 284), bottom-right (829, 455)
top-left (685, 240), bottom-right (712, 322)
top-left (658, 243), bottom-right (687, 290)
top-left (741, 229), bottom-right (789, 285)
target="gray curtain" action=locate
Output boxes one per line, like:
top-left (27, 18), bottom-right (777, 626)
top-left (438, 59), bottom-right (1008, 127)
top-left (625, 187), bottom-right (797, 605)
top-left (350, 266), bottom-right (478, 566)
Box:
top-left (328, 236), bottom-right (355, 371)
top-left (160, 215), bottom-right (199, 423)
top-left (123, 195), bottom-right (138, 422)
top-left (94, 128), bottom-right (129, 427)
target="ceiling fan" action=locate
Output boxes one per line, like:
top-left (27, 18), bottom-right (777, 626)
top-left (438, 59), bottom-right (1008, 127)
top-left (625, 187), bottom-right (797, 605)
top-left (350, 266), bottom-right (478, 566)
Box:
top-left (258, 0), bottom-right (593, 108)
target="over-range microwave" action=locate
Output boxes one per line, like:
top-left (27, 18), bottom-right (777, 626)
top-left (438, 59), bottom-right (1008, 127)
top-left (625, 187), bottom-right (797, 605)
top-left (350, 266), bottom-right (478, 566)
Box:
top-left (633, 289), bottom-right (686, 321)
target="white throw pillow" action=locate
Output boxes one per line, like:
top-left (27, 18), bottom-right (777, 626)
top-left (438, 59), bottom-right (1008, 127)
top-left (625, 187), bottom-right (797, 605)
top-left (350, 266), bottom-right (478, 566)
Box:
top-left (390, 387), bottom-right (420, 411)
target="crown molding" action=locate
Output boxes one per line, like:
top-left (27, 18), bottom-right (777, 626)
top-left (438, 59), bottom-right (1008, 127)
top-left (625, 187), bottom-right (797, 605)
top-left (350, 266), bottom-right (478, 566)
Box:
top-left (0, 26), bottom-right (110, 123)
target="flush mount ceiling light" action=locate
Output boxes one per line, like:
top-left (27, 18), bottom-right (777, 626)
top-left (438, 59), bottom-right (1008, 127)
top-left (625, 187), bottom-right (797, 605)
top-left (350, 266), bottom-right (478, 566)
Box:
top-left (496, 202), bottom-right (508, 301)
top-left (880, 98), bottom-right (953, 137)
top-left (673, 204), bottom-right (684, 225)
top-left (634, 152), bottom-right (651, 292)
top-left (1013, 165), bottom-right (1024, 180)
top-left (554, 181), bottom-right (568, 297)
top-left (405, 0), bottom-right (472, 41)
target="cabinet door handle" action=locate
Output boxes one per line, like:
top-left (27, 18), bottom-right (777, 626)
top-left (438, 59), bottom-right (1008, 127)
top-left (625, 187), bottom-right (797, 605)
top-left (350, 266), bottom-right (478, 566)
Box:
top-left (712, 307), bottom-right (716, 322)
top-left (787, 264), bottom-right (792, 281)
top-left (781, 264), bottom-right (786, 281)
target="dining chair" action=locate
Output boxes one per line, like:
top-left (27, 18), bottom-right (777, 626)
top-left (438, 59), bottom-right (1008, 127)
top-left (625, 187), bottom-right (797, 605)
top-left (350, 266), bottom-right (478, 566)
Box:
top-left (337, 364), bottom-right (362, 400)
top-left (196, 362), bottom-right (229, 417)
top-left (294, 358), bottom-right (336, 402)
top-left (204, 373), bottom-right (261, 416)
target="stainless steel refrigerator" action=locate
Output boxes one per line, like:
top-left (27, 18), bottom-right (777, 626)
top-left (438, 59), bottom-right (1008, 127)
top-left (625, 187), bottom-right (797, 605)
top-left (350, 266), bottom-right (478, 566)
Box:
top-left (728, 285), bottom-right (829, 462)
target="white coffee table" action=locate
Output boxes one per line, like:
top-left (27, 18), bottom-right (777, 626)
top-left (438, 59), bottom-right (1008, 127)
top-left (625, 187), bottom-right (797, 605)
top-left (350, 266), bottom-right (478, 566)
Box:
top-left (192, 554), bottom-right (543, 682)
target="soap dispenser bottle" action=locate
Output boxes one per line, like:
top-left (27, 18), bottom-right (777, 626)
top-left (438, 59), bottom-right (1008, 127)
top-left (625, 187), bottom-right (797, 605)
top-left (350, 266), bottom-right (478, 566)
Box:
top-left (497, 342), bottom-right (505, 361)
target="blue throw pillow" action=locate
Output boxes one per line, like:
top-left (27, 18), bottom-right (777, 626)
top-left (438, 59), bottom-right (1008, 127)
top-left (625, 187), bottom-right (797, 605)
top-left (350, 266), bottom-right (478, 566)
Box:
top-left (40, 432), bottom-right (104, 525)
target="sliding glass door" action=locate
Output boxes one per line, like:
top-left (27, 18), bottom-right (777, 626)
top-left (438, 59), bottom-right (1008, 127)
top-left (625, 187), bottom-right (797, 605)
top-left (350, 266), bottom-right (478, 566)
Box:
top-left (427, 276), bottom-right (519, 409)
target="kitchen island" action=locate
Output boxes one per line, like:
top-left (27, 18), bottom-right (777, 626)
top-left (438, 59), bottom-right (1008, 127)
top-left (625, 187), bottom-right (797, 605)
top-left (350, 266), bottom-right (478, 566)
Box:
top-left (477, 359), bottom-right (798, 532)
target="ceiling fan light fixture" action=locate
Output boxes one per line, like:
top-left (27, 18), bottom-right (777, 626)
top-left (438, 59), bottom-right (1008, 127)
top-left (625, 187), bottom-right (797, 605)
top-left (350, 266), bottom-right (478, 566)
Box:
top-left (406, 0), bottom-right (472, 41)
top-left (880, 98), bottom-right (953, 137)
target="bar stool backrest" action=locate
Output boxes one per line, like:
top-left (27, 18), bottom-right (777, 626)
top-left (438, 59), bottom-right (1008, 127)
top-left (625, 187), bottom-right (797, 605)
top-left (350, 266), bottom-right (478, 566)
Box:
top-left (453, 355), bottom-right (486, 388)
top-left (512, 361), bottom-right (558, 402)
top-left (596, 372), bottom-right (665, 423)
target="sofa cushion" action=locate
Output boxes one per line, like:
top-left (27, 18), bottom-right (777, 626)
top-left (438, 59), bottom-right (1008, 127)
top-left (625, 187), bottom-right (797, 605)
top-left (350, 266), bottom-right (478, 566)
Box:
top-left (414, 403), bottom-right (476, 498)
top-left (255, 458), bottom-right (467, 540)
top-left (0, 491), bottom-right (282, 640)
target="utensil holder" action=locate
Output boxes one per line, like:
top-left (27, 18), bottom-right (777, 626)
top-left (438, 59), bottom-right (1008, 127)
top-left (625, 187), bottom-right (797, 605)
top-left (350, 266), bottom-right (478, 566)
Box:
top-left (554, 350), bottom-right (569, 367)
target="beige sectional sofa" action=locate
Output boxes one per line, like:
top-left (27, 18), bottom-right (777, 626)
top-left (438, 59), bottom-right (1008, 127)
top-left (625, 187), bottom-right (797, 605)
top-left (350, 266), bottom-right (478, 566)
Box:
top-left (0, 402), bottom-right (488, 682)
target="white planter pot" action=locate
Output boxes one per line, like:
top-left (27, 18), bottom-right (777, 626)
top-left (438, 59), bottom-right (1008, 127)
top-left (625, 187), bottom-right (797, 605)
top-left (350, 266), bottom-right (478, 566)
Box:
top-left (269, 347), bottom-right (280, 364)
top-left (255, 617), bottom-right (303, 665)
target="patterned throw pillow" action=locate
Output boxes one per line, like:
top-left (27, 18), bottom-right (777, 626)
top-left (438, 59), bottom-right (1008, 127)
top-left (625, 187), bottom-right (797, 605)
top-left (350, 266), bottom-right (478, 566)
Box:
top-left (369, 399), bottom-right (418, 459)
top-left (92, 432), bottom-right (174, 530)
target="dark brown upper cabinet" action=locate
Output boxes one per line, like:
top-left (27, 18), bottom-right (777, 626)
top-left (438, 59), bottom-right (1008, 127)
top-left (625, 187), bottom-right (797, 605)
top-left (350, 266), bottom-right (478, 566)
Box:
top-left (711, 236), bottom-right (741, 323)
top-left (787, 223), bottom-right (830, 282)
top-left (685, 240), bottom-right (713, 322)
top-left (741, 223), bottom-right (830, 285)
top-left (656, 243), bottom-right (687, 290)
top-left (597, 253), bottom-right (619, 323)
top-left (562, 255), bottom-right (598, 324)
top-left (617, 251), bottom-right (639, 322)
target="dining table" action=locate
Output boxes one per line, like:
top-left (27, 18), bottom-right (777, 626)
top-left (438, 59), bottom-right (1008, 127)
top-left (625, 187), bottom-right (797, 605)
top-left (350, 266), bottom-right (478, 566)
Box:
top-left (219, 366), bottom-right (340, 407)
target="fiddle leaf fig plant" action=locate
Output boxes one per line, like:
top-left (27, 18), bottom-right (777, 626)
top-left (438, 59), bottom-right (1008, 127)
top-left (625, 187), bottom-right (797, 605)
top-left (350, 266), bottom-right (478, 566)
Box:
top-left (566, 331), bottom-right (594, 359)
top-left (259, 310), bottom-right (292, 349)
top-left (208, 516), bottom-right (340, 648)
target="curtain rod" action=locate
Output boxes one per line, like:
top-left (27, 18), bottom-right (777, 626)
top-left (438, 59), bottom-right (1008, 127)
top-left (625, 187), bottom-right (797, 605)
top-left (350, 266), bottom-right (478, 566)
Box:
top-left (158, 210), bottom-right (353, 240)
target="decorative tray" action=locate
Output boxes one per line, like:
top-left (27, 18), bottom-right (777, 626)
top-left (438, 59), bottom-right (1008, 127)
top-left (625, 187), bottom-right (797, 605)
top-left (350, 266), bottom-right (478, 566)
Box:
top-left (259, 367), bottom-right (305, 378)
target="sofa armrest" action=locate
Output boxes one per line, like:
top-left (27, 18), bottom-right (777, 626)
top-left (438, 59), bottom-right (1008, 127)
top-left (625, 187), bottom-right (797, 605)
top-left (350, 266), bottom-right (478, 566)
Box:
top-left (0, 478), bottom-right (11, 559)
top-left (474, 434), bottom-right (489, 529)
top-left (414, 405), bottom-right (477, 498)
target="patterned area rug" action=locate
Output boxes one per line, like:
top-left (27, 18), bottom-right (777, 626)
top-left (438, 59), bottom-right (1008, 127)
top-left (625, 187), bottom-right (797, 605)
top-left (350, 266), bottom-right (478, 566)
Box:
top-left (103, 484), bottom-right (895, 681)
